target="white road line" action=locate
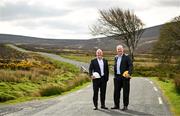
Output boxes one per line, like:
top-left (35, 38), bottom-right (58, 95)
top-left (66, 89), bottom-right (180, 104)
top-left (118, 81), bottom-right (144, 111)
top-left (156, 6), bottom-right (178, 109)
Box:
top-left (144, 78), bottom-right (148, 81)
top-left (150, 81), bottom-right (153, 84)
top-left (76, 90), bottom-right (83, 93)
top-left (153, 87), bottom-right (158, 92)
top-left (158, 97), bottom-right (163, 104)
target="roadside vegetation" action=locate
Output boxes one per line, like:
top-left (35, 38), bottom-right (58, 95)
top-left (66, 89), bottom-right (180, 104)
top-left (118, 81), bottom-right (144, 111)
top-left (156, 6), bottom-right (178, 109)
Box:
top-left (0, 44), bottom-right (90, 103)
top-left (151, 15), bottom-right (180, 116)
top-left (151, 78), bottom-right (180, 116)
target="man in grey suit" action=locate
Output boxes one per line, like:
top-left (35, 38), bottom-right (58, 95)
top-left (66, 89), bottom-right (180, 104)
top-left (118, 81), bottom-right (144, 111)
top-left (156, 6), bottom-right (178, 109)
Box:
top-left (89, 49), bottom-right (109, 110)
top-left (111, 45), bottom-right (133, 111)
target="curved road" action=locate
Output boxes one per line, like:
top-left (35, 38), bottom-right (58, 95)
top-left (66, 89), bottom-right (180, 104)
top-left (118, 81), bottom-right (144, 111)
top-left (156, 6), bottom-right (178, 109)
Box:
top-left (0, 45), bottom-right (171, 116)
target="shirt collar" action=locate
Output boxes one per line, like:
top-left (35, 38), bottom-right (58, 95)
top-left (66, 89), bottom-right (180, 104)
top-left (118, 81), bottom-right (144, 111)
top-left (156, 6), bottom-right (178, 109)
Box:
top-left (117, 54), bottom-right (123, 57)
top-left (97, 58), bottom-right (103, 61)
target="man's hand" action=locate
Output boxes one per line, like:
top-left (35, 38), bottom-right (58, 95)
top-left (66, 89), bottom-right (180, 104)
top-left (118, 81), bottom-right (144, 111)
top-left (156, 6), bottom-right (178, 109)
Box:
top-left (123, 71), bottom-right (131, 78)
top-left (91, 75), bottom-right (96, 79)
top-left (124, 73), bottom-right (130, 78)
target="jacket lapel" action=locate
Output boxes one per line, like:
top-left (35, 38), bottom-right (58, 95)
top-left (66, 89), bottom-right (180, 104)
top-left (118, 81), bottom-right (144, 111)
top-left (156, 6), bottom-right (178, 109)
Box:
top-left (95, 58), bottom-right (101, 72)
top-left (120, 54), bottom-right (125, 69)
top-left (103, 59), bottom-right (106, 70)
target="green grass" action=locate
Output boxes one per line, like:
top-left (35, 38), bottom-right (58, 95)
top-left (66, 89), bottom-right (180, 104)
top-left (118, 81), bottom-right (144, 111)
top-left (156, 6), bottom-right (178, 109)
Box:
top-left (0, 81), bottom-right (91, 105)
top-left (0, 56), bottom-right (90, 103)
top-left (0, 82), bottom-right (40, 102)
top-left (51, 59), bottom-right (79, 74)
top-left (151, 77), bottom-right (180, 116)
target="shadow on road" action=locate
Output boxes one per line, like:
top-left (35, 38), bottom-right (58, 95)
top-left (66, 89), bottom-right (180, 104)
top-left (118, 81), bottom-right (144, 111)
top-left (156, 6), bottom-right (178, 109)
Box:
top-left (97, 109), bottom-right (153, 116)
top-left (125, 109), bottom-right (153, 116)
top-left (98, 109), bottom-right (129, 116)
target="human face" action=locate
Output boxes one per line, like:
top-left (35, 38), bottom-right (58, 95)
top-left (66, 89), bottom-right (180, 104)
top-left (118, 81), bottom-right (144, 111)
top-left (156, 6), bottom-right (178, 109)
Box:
top-left (116, 46), bottom-right (124, 56)
top-left (96, 49), bottom-right (103, 59)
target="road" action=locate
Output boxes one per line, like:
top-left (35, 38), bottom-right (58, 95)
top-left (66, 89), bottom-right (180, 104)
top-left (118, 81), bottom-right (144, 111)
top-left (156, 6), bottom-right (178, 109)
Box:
top-left (6, 44), bottom-right (89, 70)
top-left (0, 45), bottom-right (171, 116)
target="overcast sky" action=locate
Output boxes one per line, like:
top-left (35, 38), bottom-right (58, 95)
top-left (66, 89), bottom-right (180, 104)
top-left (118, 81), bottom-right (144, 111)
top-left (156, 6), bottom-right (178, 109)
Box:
top-left (0, 0), bottom-right (179, 39)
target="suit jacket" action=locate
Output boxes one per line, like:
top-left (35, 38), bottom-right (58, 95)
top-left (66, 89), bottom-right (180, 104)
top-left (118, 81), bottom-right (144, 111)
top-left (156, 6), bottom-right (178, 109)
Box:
top-left (114, 54), bottom-right (133, 76)
top-left (89, 58), bottom-right (109, 82)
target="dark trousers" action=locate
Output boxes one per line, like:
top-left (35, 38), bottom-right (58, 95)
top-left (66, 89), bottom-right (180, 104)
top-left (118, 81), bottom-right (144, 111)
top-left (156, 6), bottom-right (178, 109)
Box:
top-left (113, 76), bottom-right (130, 108)
top-left (92, 78), bottom-right (107, 107)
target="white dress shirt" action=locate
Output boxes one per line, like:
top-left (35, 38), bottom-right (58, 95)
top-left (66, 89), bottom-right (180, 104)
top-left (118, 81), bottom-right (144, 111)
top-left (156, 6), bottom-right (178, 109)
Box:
top-left (116, 55), bottom-right (122, 74)
top-left (97, 58), bottom-right (104, 76)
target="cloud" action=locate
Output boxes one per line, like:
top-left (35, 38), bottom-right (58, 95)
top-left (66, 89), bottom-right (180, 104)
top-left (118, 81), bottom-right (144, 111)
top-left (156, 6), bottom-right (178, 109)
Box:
top-left (69, 0), bottom-right (151, 11)
top-left (14, 19), bottom-right (86, 31)
top-left (70, 0), bottom-right (113, 9)
top-left (0, 1), bottom-right (71, 21)
top-left (154, 0), bottom-right (180, 7)
top-left (0, 0), bottom-right (179, 39)
top-left (42, 20), bottom-right (85, 31)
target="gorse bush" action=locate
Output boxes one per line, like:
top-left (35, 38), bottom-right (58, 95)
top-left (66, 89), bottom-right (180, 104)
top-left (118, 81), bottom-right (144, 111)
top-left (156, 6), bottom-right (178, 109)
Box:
top-left (16, 60), bottom-right (33, 70)
top-left (0, 60), bottom-right (33, 70)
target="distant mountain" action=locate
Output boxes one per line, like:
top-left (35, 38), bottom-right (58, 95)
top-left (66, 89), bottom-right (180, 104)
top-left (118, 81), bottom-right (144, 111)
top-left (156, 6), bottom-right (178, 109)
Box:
top-left (0, 25), bottom-right (162, 54)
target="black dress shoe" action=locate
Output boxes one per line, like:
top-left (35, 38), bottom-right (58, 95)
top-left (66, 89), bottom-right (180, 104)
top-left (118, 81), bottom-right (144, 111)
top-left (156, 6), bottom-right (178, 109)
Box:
top-left (111, 106), bottom-right (119, 109)
top-left (121, 106), bottom-right (128, 111)
top-left (93, 107), bottom-right (98, 110)
top-left (101, 106), bottom-right (108, 109)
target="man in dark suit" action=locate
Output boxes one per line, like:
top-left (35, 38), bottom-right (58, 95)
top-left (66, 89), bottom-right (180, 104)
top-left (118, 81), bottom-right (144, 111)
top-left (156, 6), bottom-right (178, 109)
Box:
top-left (111, 45), bottom-right (133, 111)
top-left (89, 49), bottom-right (109, 110)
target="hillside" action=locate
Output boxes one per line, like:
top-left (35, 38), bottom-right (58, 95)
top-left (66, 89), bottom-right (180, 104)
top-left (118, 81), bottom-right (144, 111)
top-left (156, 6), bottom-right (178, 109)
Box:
top-left (0, 25), bottom-right (161, 54)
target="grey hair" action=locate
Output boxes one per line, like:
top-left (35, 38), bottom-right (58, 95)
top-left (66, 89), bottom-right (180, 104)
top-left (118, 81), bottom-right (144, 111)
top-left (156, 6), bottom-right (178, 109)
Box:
top-left (96, 49), bottom-right (103, 53)
top-left (116, 45), bottom-right (124, 49)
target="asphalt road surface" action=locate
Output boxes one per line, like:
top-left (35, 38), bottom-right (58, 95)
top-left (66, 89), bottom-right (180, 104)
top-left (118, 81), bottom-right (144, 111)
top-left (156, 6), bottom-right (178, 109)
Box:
top-left (0, 45), bottom-right (171, 116)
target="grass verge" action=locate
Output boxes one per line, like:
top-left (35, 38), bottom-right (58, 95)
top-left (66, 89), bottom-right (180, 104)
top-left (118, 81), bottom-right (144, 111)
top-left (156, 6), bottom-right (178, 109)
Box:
top-left (151, 77), bottom-right (180, 116)
top-left (0, 81), bottom-right (91, 105)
